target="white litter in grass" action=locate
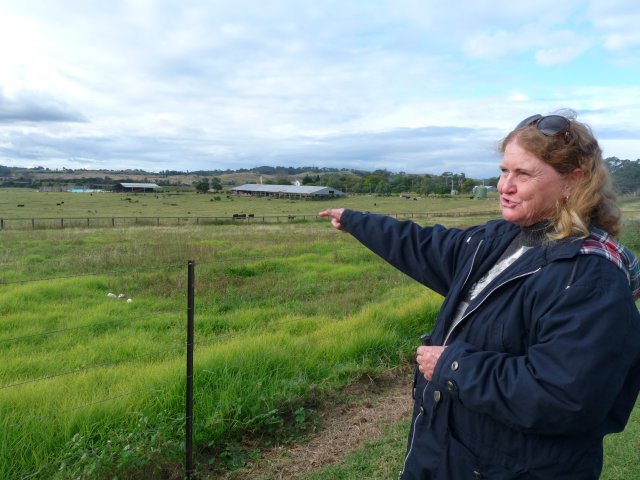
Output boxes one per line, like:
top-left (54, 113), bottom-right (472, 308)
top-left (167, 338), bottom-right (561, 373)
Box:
top-left (108, 292), bottom-right (133, 302)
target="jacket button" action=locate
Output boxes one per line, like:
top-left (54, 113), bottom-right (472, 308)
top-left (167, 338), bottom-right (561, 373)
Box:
top-left (473, 471), bottom-right (482, 479)
top-left (420, 406), bottom-right (426, 415)
top-left (446, 380), bottom-right (456, 391)
top-left (451, 360), bottom-right (459, 371)
top-left (433, 390), bottom-right (441, 402)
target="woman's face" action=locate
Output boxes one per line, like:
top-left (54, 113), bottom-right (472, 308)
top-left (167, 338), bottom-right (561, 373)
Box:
top-left (498, 140), bottom-right (568, 227)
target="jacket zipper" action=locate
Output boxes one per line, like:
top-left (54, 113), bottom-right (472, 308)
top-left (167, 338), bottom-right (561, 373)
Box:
top-left (399, 380), bottom-right (430, 479)
top-left (399, 239), bottom-right (484, 479)
top-left (443, 267), bottom-right (542, 346)
top-left (440, 239), bottom-right (483, 344)
top-left (462, 239), bottom-right (483, 289)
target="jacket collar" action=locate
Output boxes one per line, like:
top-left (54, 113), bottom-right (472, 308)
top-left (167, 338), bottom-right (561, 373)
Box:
top-left (486, 221), bottom-right (639, 297)
top-left (485, 220), bottom-right (584, 264)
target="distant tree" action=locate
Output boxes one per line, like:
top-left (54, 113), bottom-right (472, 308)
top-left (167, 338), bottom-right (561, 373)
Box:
top-left (193, 178), bottom-right (209, 193)
top-left (484, 177), bottom-right (499, 188)
top-left (254, 166), bottom-right (276, 175)
top-left (375, 180), bottom-right (390, 195)
top-left (461, 178), bottom-right (478, 193)
top-left (210, 177), bottom-right (223, 191)
top-left (433, 183), bottom-right (450, 195)
top-left (323, 174), bottom-right (343, 190)
top-left (606, 157), bottom-right (640, 195)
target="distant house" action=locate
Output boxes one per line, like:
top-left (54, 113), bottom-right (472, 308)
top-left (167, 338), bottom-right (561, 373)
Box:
top-left (231, 184), bottom-right (345, 200)
top-left (115, 183), bottom-right (162, 193)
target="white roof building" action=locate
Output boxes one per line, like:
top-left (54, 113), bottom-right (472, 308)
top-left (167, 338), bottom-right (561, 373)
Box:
top-left (117, 183), bottom-right (162, 192)
top-left (231, 184), bottom-right (345, 199)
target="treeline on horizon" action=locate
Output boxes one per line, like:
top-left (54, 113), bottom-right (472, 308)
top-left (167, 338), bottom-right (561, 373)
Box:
top-left (1, 157), bottom-right (639, 195)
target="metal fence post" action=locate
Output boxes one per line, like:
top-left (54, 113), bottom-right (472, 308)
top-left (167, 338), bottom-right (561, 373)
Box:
top-left (186, 260), bottom-right (195, 479)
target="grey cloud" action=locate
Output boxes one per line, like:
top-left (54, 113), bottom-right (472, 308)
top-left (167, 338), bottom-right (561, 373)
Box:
top-left (0, 124), bottom-right (502, 178)
top-left (0, 92), bottom-right (86, 124)
top-left (225, 126), bottom-right (502, 178)
top-left (1, 1), bottom-right (639, 176)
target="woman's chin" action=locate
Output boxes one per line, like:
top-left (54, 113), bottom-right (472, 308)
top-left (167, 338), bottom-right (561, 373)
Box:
top-left (501, 208), bottom-right (523, 225)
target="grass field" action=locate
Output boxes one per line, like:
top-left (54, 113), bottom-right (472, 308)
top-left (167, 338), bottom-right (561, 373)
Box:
top-left (0, 187), bottom-right (500, 220)
top-left (0, 189), bottom-right (638, 479)
top-left (0, 221), bottom-right (443, 479)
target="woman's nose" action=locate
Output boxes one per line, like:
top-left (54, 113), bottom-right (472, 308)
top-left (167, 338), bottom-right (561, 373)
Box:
top-left (499, 175), bottom-right (516, 194)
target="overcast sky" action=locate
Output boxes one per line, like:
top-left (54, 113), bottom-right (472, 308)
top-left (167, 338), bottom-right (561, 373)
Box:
top-left (0, 0), bottom-right (639, 178)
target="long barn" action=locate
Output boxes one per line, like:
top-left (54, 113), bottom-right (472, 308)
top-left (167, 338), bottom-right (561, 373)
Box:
top-left (115, 183), bottom-right (162, 193)
top-left (231, 184), bottom-right (345, 200)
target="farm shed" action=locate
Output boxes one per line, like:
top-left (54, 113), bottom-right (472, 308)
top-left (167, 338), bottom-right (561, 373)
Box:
top-left (471, 185), bottom-right (497, 195)
top-left (115, 183), bottom-right (162, 193)
top-left (231, 184), bottom-right (346, 200)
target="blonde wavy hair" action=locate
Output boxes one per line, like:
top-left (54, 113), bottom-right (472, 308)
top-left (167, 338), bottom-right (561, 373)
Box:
top-left (500, 112), bottom-right (622, 239)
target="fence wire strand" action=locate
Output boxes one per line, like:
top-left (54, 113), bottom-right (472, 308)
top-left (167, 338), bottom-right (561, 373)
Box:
top-left (0, 261), bottom-right (186, 286)
top-left (0, 310), bottom-right (181, 344)
top-left (5, 378), bottom-right (179, 430)
top-left (1, 344), bottom-right (184, 391)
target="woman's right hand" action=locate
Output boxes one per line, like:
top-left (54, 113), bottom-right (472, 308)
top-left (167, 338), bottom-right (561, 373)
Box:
top-left (319, 208), bottom-right (346, 231)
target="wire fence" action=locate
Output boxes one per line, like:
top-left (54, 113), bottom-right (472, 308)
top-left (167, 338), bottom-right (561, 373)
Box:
top-left (0, 257), bottom-right (186, 479)
top-left (0, 210), bottom-right (500, 230)
top-left (0, 244), bottom-right (425, 480)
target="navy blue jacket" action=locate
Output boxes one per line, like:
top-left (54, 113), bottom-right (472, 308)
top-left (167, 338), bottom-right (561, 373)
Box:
top-left (340, 210), bottom-right (640, 479)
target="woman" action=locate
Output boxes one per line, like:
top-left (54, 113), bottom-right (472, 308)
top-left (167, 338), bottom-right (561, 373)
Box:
top-left (319, 113), bottom-right (640, 479)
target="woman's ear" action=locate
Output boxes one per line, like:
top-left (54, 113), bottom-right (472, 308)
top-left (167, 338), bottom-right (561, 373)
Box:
top-left (565, 168), bottom-right (585, 196)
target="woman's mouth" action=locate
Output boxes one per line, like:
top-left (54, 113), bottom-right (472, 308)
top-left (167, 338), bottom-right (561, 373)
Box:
top-left (501, 197), bottom-right (520, 208)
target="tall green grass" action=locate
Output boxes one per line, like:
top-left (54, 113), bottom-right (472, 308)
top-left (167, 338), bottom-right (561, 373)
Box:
top-left (0, 223), bottom-right (442, 478)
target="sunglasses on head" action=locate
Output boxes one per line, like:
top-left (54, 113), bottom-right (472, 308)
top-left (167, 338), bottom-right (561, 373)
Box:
top-left (515, 114), bottom-right (572, 140)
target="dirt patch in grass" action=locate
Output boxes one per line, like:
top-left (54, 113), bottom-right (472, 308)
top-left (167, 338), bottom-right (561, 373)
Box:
top-left (225, 364), bottom-right (414, 480)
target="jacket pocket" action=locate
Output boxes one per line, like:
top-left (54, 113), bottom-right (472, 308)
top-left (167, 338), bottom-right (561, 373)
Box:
top-left (440, 434), bottom-right (529, 480)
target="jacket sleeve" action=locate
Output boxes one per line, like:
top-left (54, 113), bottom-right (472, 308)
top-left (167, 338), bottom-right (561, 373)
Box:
top-left (340, 209), bottom-right (478, 296)
top-left (432, 259), bottom-right (640, 434)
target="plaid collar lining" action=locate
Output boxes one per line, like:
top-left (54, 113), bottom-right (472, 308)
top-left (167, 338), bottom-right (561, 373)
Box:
top-left (580, 227), bottom-right (640, 300)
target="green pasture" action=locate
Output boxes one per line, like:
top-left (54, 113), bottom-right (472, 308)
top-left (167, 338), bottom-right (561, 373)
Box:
top-left (0, 222), bottom-right (441, 479)
top-left (0, 193), bottom-right (638, 479)
top-left (0, 187), bottom-right (500, 221)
